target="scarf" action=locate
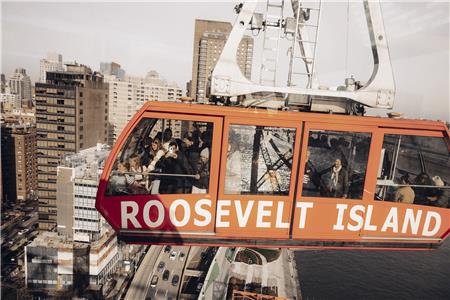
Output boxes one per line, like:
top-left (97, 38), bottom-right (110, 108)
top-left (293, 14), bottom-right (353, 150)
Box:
top-left (331, 165), bottom-right (342, 188)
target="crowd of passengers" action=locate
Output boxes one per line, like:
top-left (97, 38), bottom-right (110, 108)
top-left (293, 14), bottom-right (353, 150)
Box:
top-left (108, 127), bottom-right (212, 195)
top-left (302, 138), bottom-right (449, 208)
top-left (389, 173), bottom-right (449, 208)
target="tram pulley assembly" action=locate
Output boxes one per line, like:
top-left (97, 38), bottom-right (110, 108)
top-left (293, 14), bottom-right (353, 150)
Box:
top-left (208, 0), bottom-right (395, 116)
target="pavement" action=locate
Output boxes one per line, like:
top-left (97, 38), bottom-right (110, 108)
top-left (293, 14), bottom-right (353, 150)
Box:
top-left (124, 245), bottom-right (163, 300)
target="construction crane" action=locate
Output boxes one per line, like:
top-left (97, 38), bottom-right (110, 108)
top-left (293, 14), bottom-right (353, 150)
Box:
top-left (209, 0), bottom-right (395, 115)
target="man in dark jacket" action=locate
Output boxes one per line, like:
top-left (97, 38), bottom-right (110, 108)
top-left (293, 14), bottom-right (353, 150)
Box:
top-left (157, 141), bottom-right (192, 194)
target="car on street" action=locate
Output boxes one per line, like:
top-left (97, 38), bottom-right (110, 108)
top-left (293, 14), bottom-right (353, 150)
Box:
top-left (171, 274), bottom-right (179, 286)
top-left (169, 251), bottom-right (177, 260)
top-left (162, 270), bottom-right (170, 281)
top-left (157, 261), bottom-right (165, 272)
top-left (196, 282), bottom-right (203, 292)
top-left (179, 252), bottom-right (185, 261)
top-left (150, 275), bottom-right (158, 287)
top-left (164, 245), bottom-right (171, 253)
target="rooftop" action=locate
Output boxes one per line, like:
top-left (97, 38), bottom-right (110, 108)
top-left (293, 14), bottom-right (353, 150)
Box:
top-left (59, 143), bottom-right (110, 179)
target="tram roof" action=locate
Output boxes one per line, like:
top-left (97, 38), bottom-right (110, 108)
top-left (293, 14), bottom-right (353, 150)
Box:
top-left (142, 101), bottom-right (449, 133)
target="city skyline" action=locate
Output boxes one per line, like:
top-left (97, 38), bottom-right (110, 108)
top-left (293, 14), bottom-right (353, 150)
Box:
top-left (1, 2), bottom-right (450, 299)
top-left (2, 1), bottom-right (449, 120)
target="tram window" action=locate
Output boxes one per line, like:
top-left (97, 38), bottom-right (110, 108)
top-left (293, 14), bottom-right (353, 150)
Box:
top-left (376, 135), bottom-right (450, 208)
top-left (302, 130), bottom-right (371, 199)
top-left (224, 124), bottom-right (296, 195)
top-left (105, 118), bottom-right (213, 196)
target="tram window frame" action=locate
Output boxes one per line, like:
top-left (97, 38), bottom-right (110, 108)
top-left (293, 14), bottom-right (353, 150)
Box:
top-left (374, 129), bottom-right (450, 209)
top-left (103, 112), bottom-right (223, 198)
top-left (219, 117), bottom-right (302, 199)
top-left (298, 123), bottom-right (378, 201)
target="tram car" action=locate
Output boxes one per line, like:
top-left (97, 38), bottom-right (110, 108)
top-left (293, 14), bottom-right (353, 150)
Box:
top-left (96, 101), bottom-right (450, 250)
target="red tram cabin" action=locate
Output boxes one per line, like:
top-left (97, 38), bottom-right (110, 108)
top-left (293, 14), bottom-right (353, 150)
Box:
top-left (96, 102), bottom-right (450, 250)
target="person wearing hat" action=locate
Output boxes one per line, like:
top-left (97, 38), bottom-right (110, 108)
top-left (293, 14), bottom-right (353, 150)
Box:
top-left (192, 147), bottom-right (210, 194)
top-left (395, 175), bottom-right (415, 204)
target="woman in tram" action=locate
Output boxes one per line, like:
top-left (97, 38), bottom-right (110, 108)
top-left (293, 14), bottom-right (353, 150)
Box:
top-left (192, 148), bottom-right (210, 194)
top-left (328, 158), bottom-right (349, 198)
top-left (108, 161), bottom-right (130, 195)
top-left (147, 138), bottom-right (165, 194)
top-left (127, 154), bottom-right (148, 194)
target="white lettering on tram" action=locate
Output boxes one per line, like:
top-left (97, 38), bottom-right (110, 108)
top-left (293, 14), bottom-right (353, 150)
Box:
top-left (194, 199), bottom-right (211, 227)
top-left (216, 200), bottom-right (231, 228)
top-left (170, 199), bottom-right (191, 227)
top-left (402, 209), bottom-right (422, 234)
top-left (422, 211), bottom-right (441, 236)
top-left (348, 205), bottom-right (365, 232)
top-left (143, 200), bottom-right (164, 228)
top-left (381, 207), bottom-right (399, 233)
top-left (276, 202), bottom-right (290, 229)
top-left (364, 205), bottom-right (377, 231)
top-left (333, 204), bottom-right (348, 230)
top-left (296, 202), bottom-right (314, 229)
top-left (235, 200), bottom-right (254, 227)
top-left (256, 201), bottom-right (272, 228)
top-left (119, 199), bottom-right (443, 238)
top-left (121, 201), bottom-right (141, 229)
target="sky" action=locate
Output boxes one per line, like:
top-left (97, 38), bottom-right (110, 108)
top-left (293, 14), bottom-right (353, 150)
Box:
top-left (1, 0), bottom-right (449, 121)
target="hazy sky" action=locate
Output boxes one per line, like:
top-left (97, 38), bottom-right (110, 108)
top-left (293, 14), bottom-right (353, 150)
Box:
top-left (2, 1), bottom-right (449, 120)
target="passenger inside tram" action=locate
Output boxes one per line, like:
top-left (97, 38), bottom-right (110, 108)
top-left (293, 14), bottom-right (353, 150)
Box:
top-left (302, 130), bottom-right (371, 199)
top-left (376, 134), bottom-right (450, 208)
top-left (106, 118), bottom-right (213, 196)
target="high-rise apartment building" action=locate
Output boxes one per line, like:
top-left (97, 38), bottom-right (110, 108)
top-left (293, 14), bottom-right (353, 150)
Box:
top-left (190, 19), bottom-right (254, 102)
top-left (40, 53), bottom-right (64, 83)
top-left (1, 122), bottom-right (37, 204)
top-left (105, 70), bottom-right (182, 144)
top-left (35, 63), bottom-right (109, 231)
top-left (9, 68), bottom-right (33, 108)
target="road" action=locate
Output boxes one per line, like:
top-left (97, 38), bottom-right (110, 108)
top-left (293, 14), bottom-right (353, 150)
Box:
top-left (124, 245), bottom-right (162, 300)
top-left (146, 245), bottom-right (190, 300)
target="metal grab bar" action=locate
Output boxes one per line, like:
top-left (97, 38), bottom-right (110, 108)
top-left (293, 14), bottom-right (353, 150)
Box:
top-left (111, 171), bottom-right (198, 178)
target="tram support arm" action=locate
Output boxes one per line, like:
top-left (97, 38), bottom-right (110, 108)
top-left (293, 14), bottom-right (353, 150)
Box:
top-left (210, 0), bottom-right (395, 110)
